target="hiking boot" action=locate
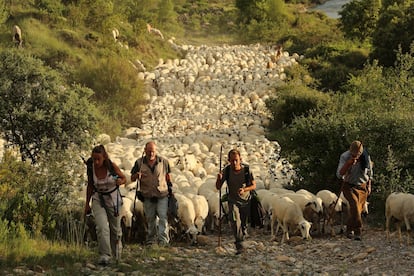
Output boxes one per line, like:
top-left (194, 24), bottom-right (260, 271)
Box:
top-left (354, 235), bottom-right (362, 241)
top-left (235, 242), bottom-right (245, 255)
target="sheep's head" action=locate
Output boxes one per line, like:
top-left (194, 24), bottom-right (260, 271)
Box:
top-left (298, 220), bottom-right (312, 240)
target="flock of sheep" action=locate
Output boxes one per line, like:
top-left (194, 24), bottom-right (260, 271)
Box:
top-left (77, 38), bottom-right (414, 247)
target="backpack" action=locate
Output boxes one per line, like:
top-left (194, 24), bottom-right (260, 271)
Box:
top-left (84, 157), bottom-right (122, 215)
top-left (223, 164), bottom-right (265, 228)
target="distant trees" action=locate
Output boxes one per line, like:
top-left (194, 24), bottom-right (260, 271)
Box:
top-left (340, 0), bottom-right (414, 66)
top-left (0, 50), bottom-right (98, 164)
top-left (339, 0), bottom-right (381, 42)
top-left (235, 0), bottom-right (287, 24)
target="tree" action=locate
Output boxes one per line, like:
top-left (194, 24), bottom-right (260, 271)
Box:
top-left (0, 0), bottom-right (8, 24)
top-left (339, 0), bottom-right (381, 42)
top-left (235, 0), bottom-right (267, 24)
top-left (0, 49), bottom-right (98, 163)
top-left (371, 1), bottom-right (414, 66)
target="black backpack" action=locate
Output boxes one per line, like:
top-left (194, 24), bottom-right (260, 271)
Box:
top-left (223, 164), bottom-right (265, 228)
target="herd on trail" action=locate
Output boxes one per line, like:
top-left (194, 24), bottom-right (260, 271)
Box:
top-left (4, 25), bottom-right (414, 247)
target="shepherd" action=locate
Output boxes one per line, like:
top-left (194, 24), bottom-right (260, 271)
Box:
top-left (216, 149), bottom-right (257, 255)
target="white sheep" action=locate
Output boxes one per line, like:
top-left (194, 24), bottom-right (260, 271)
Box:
top-left (12, 25), bottom-right (22, 48)
top-left (119, 189), bottom-right (146, 243)
top-left (173, 193), bottom-right (199, 244)
top-left (385, 192), bottom-right (414, 245)
top-left (316, 189), bottom-right (343, 236)
top-left (284, 193), bottom-right (322, 234)
top-left (205, 190), bottom-right (228, 232)
top-left (270, 196), bottom-right (312, 243)
top-left (112, 28), bottom-right (120, 42)
top-left (296, 189), bottom-right (324, 233)
top-left (255, 189), bottom-right (276, 228)
top-left (146, 23), bottom-right (164, 40)
top-left (187, 193), bottom-right (209, 234)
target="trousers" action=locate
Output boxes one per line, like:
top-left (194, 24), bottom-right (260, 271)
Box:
top-left (92, 198), bottom-right (122, 257)
top-left (342, 182), bottom-right (368, 236)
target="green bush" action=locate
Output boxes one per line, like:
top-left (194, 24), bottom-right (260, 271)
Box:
top-left (76, 56), bottom-right (147, 136)
top-left (266, 83), bottom-right (332, 129)
top-left (0, 150), bottom-right (86, 240)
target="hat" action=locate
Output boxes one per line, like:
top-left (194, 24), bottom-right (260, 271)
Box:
top-left (349, 140), bottom-right (363, 156)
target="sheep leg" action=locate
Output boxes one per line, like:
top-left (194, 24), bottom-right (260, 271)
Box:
top-left (404, 216), bottom-right (411, 245)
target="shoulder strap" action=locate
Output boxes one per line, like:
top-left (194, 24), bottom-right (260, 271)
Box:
top-left (223, 165), bottom-right (231, 182)
top-left (243, 164), bottom-right (252, 186)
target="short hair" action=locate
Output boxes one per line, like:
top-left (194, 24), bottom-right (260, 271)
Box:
top-left (349, 140), bottom-right (363, 156)
top-left (228, 149), bottom-right (241, 160)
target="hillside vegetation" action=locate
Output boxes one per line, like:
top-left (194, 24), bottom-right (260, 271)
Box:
top-left (1, 0), bottom-right (414, 271)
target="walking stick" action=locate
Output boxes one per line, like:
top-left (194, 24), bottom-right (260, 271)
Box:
top-left (327, 180), bottom-right (344, 234)
top-left (218, 145), bottom-right (223, 247)
top-left (131, 151), bottom-right (145, 243)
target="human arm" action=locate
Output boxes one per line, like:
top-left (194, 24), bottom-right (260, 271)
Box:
top-left (112, 162), bottom-right (126, 186)
top-left (130, 159), bottom-right (141, 182)
top-left (84, 181), bottom-right (93, 215)
top-left (239, 172), bottom-right (256, 195)
top-left (336, 152), bottom-right (354, 179)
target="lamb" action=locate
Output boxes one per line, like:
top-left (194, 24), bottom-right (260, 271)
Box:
top-left (316, 189), bottom-right (343, 236)
top-left (385, 192), bottom-right (414, 245)
top-left (12, 25), bottom-right (22, 48)
top-left (270, 196), bottom-right (312, 243)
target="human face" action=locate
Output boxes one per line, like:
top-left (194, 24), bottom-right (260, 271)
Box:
top-left (145, 142), bottom-right (156, 161)
top-left (228, 153), bottom-right (242, 171)
top-left (92, 152), bottom-right (105, 168)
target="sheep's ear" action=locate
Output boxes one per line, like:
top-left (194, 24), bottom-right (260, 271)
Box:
top-left (305, 202), bottom-right (312, 207)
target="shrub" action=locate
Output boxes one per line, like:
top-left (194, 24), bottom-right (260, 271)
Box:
top-left (266, 83), bottom-right (332, 129)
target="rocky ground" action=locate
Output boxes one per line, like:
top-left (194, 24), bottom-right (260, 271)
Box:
top-left (8, 224), bottom-right (413, 275)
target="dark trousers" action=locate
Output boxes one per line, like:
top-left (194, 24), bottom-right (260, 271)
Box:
top-left (343, 182), bottom-right (368, 236)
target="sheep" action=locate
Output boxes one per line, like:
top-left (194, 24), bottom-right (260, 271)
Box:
top-left (118, 189), bottom-right (146, 243)
top-left (385, 192), bottom-right (414, 245)
top-left (12, 25), bottom-right (22, 48)
top-left (316, 189), bottom-right (343, 236)
top-left (146, 23), bottom-right (164, 40)
top-left (270, 196), bottom-right (312, 243)
top-left (172, 193), bottom-right (199, 244)
top-left (205, 190), bottom-right (228, 232)
top-left (255, 189), bottom-right (276, 229)
top-left (187, 193), bottom-right (209, 234)
top-left (296, 189), bottom-right (324, 233)
top-left (284, 193), bottom-right (322, 234)
top-left (112, 28), bottom-right (120, 42)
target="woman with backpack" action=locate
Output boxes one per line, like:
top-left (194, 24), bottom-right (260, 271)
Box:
top-left (84, 145), bottom-right (126, 265)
